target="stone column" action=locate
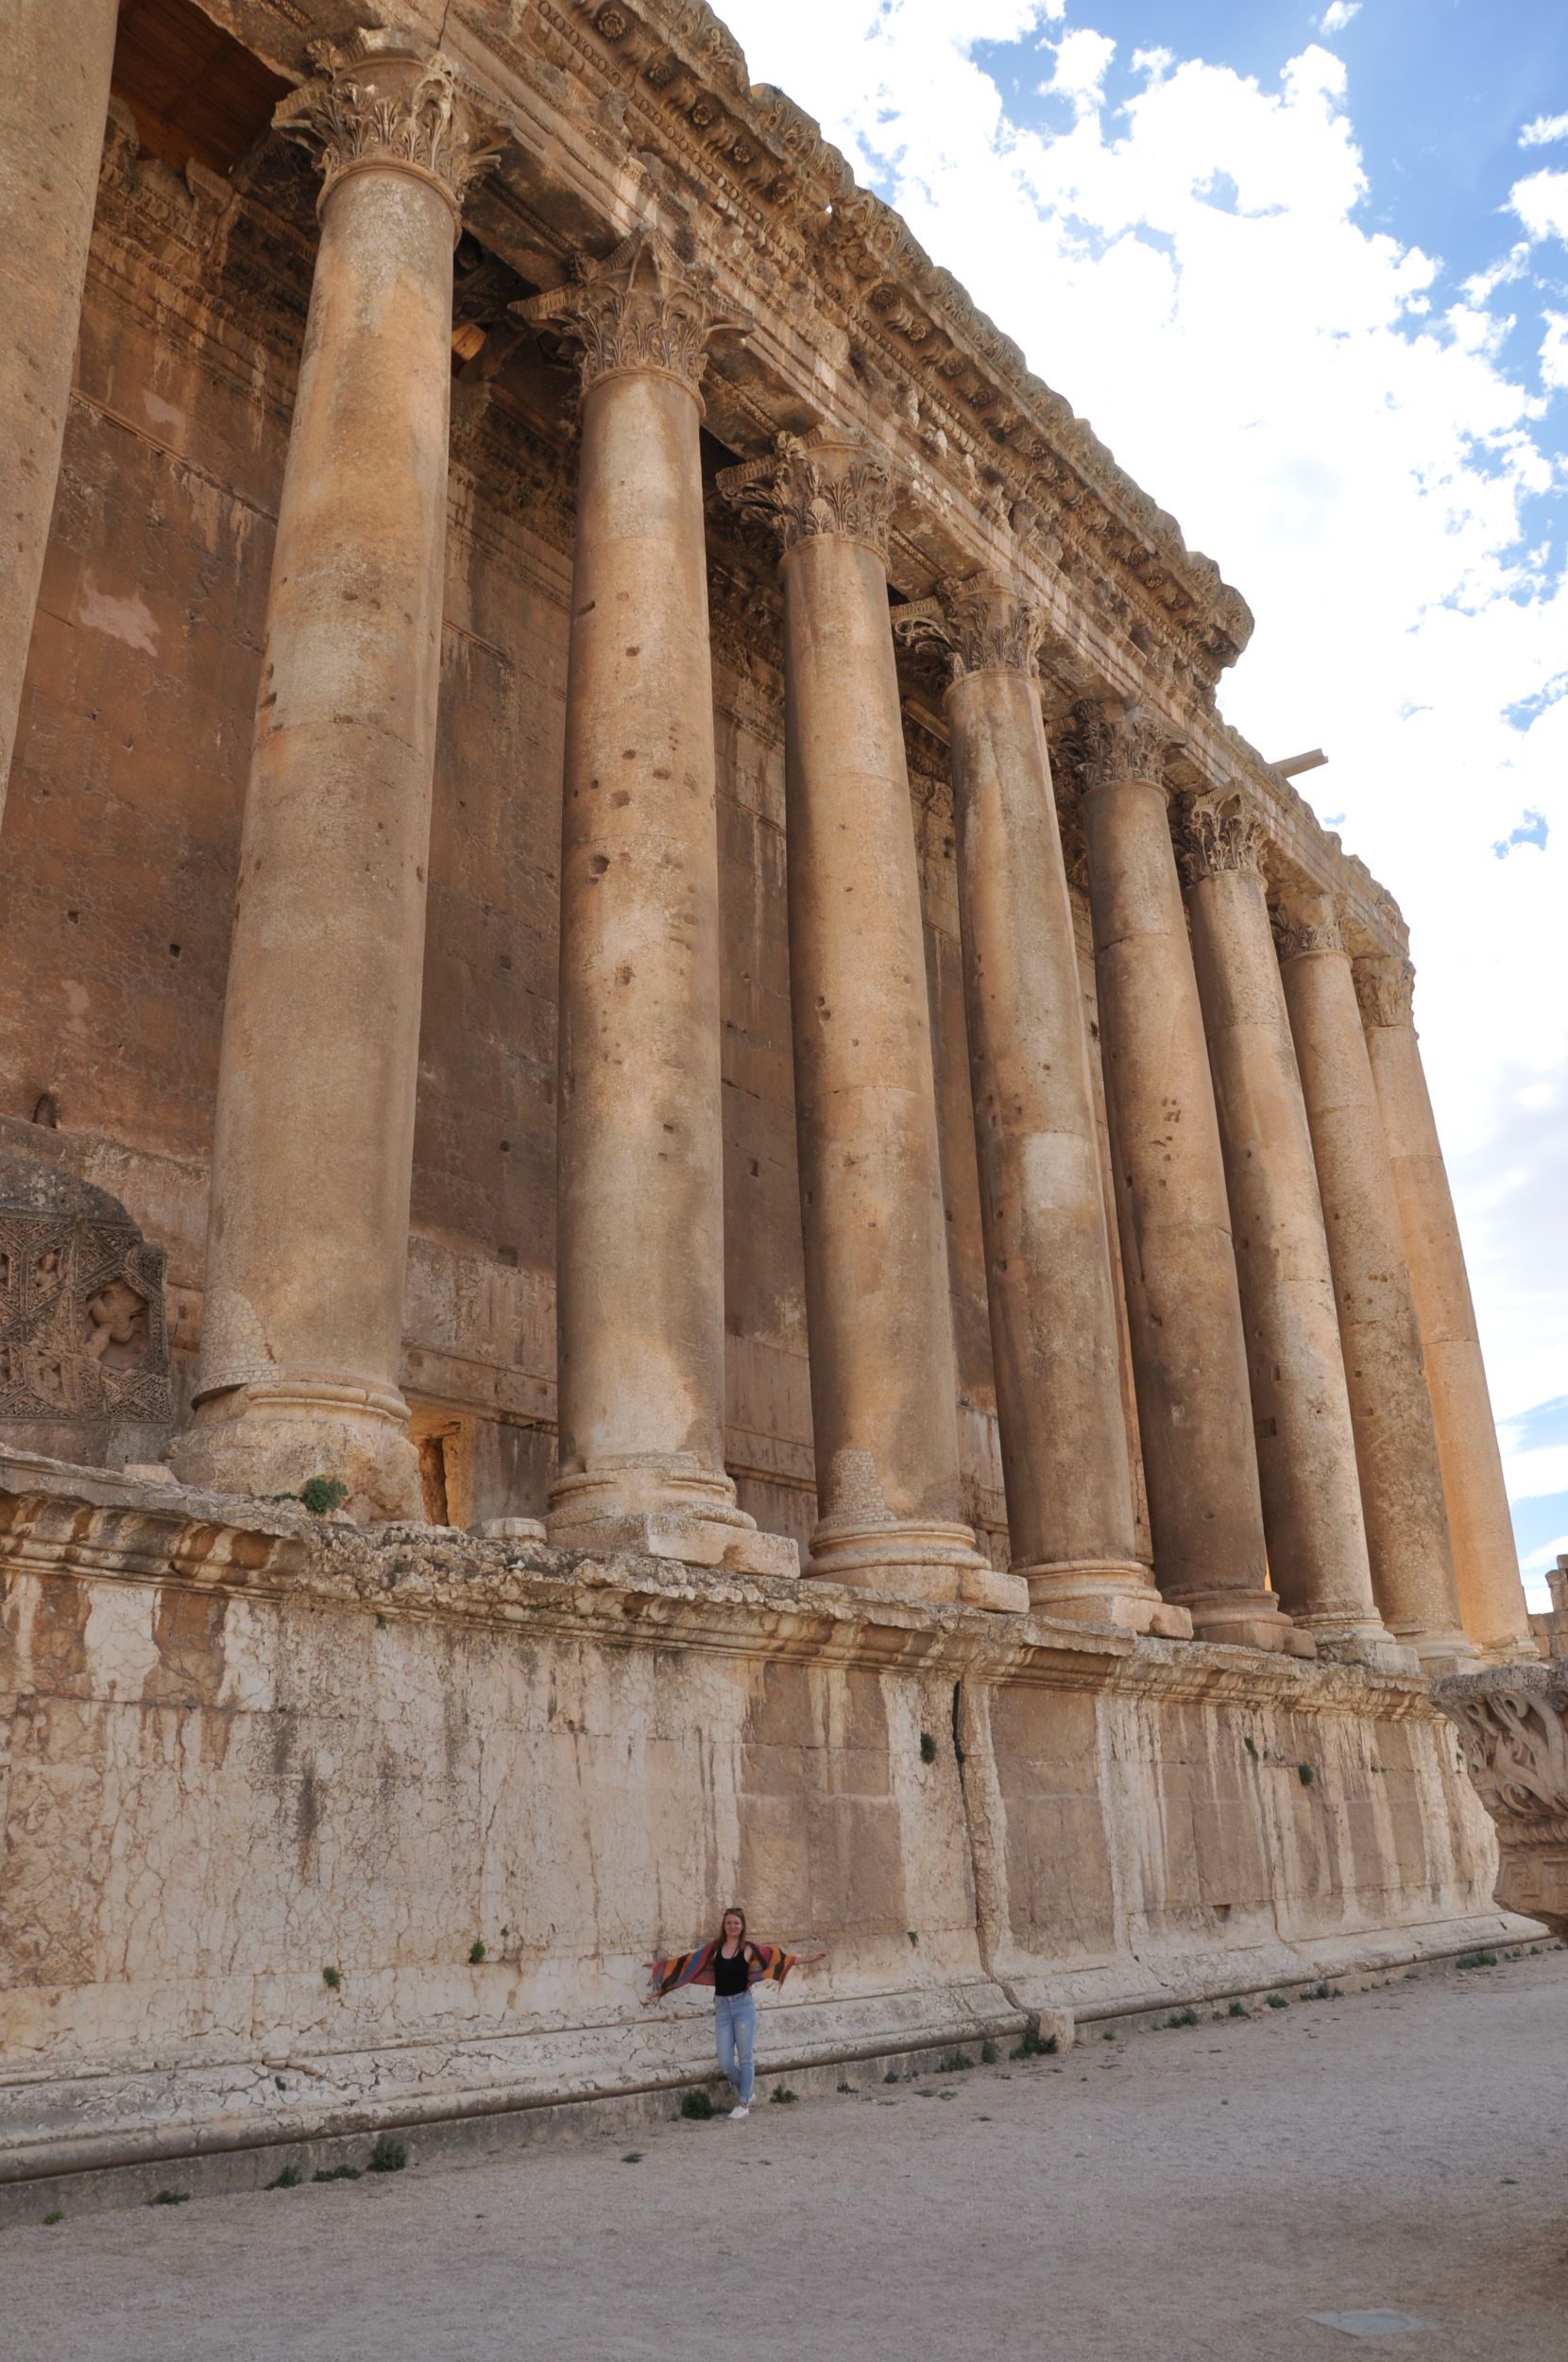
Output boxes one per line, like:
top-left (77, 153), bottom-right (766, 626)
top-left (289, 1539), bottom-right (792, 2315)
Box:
top-left (1073, 706), bottom-right (1295, 1652)
top-left (1355, 953), bottom-right (1536, 1660)
top-left (1183, 796), bottom-right (1402, 1664)
top-left (173, 35), bottom-right (499, 1518)
top-left (720, 432), bottom-right (1020, 1611)
top-left (1276, 892), bottom-right (1473, 1668)
top-left (515, 233), bottom-right (793, 1578)
top-left (893, 578), bottom-right (1167, 1633)
top-left (0, 0), bottom-right (120, 815)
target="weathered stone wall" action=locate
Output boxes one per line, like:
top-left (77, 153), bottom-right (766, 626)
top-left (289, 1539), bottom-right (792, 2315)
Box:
top-left (0, 1458), bottom-right (1522, 2185)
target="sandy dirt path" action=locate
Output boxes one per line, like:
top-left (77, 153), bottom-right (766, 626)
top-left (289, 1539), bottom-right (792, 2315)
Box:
top-left (8, 1951), bottom-right (1567, 2361)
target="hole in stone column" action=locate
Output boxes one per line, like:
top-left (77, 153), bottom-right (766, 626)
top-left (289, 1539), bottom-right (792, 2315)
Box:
top-left (31, 1093), bottom-right (60, 1128)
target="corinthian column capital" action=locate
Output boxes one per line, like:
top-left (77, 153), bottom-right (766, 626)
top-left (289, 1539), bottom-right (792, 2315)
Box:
top-left (275, 29), bottom-right (503, 234)
top-left (892, 573), bottom-right (1044, 684)
top-left (1180, 790), bottom-right (1268, 887)
top-left (1065, 699), bottom-right (1171, 796)
top-left (717, 426), bottom-right (898, 563)
top-left (518, 226), bottom-right (750, 402)
top-left (1354, 952), bottom-right (1417, 1030)
top-left (1272, 886), bottom-right (1346, 962)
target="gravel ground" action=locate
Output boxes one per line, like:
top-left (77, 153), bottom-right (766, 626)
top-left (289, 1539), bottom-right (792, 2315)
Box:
top-left (8, 1951), bottom-right (1567, 2362)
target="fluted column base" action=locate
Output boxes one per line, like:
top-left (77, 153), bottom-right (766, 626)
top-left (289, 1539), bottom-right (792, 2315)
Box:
top-left (807, 1515), bottom-right (1028, 1613)
top-left (547, 1454), bottom-right (799, 1578)
top-left (171, 1371), bottom-right (420, 1522)
top-left (1172, 1584), bottom-right (1315, 1656)
top-left (1297, 1610), bottom-right (1422, 1674)
top-left (1018, 1557), bottom-right (1191, 1636)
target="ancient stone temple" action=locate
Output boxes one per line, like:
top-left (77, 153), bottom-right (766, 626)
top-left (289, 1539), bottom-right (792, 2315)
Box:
top-left (0, 0), bottom-right (1549, 2205)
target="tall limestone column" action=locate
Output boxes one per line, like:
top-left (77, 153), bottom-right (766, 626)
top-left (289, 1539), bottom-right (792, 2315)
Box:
top-left (894, 577), bottom-right (1169, 1633)
top-left (1073, 705), bottom-right (1296, 1652)
top-left (1355, 952), bottom-right (1536, 1660)
top-left (0, 0), bottom-right (120, 815)
top-left (1183, 796), bottom-right (1402, 1664)
top-left (1275, 892), bottom-right (1474, 1668)
top-left (516, 232), bottom-right (793, 1577)
top-left (174, 35), bottom-right (499, 1518)
top-left (720, 433), bottom-right (1021, 1610)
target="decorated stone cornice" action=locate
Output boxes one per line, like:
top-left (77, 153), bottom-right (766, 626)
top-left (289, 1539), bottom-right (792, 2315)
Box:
top-left (1180, 791), bottom-right (1267, 887)
top-left (1063, 700), bottom-right (1170, 796)
top-left (1353, 952), bottom-right (1417, 1030)
top-left (1271, 887), bottom-right (1346, 962)
top-left (892, 573), bottom-right (1044, 685)
top-left (717, 426), bottom-right (897, 562)
top-left (274, 30), bottom-right (503, 231)
top-left (516, 223), bottom-right (749, 399)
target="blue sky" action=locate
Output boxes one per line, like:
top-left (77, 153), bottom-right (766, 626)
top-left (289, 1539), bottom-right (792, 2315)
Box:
top-left (716, 0), bottom-right (1568, 1603)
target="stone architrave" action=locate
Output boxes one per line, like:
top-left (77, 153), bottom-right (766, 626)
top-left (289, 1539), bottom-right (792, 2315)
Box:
top-left (173, 33), bottom-right (502, 1519)
top-left (1275, 892), bottom-right (1473, 1669)
top-left (1183, 796), bottom-right (1400, 1664)
top-left (1071, 706), bottom-right (1295, 1652)
top-left (0, 0), bottom-right (121, 815)
top-left (0, 1125), bottom-right (172, 1469)
top-left (894, 577), bottom-right (1167, 1634)
top-left (1355, 953), bottom-right (1537, 1663)
top-left (514, 233), bottom-right (793, 1577)
top-left (720, 432), bottom-right (1021, 1611)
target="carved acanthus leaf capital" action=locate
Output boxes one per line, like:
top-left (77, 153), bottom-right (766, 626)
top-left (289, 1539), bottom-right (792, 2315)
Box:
top-left (892, 573), bottom-right (1044, 685)
top-left (275, 31), bottom-right (503, 231)
top-left (1353, 953), bottom-right (1417, 1030)
top-left (1180, 791), bottom-right (1268, 887)
top-left (717, 426), bottom-right (897, 563)
top-left (1063, 700), bottom-right (1171, 796)
top-left (1271, 887), bottom-right (1346, 962)
top-left (517, 226), bottom-right (749, 402)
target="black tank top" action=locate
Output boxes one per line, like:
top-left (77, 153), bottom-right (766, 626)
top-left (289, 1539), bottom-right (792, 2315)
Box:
top-left (713, 1944), bottom-right (750, 1997)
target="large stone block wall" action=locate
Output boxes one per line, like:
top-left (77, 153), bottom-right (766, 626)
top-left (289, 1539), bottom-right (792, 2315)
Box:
top-left (0, 1459), bottom-right (1523, 2187)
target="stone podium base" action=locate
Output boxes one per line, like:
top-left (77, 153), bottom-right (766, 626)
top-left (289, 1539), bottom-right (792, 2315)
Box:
top-left (0, 1453), bottom-right (1535, 2210)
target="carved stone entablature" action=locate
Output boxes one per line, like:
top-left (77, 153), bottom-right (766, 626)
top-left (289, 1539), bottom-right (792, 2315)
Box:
top-left (517, 224), bottom-right (749, 400)
top-left (1435, 1666), bottom-right (1568, 1937)
top-left (717, 426), bottom-right (897, 562)
top-left (0, 1127), bottom-right (173, 1470)
top-left (1062, 700), bottom-right (1171, 797)
top-left (1180, 791), bottom-right (1267, 887)
top-left (1354, 952), bottom-right (1418, 1031)
top-left (275, 29), bottom-right (503, 231)
top-left (892, 573), bottom-right (1044, 686)
top-left (1272, 887), bottom-right (1346, 962)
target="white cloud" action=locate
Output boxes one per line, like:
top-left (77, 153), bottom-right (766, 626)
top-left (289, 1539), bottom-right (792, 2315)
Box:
top-left (1520, 111), bottom-right (1568, 149)
top-left (1319, 2), bottom-right (1362, 33)
top-left (1041, 27), bottom-right (1116, 113)
top-left (715, 2), bottom-right (1568, 1543)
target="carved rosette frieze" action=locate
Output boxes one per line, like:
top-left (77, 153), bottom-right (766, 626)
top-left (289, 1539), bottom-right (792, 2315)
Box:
top-left (1062, 700), bottom-right (1171, 798)
top-left (1179, 791), bottom-right (1268, 888)
top-left (1354, 952), bottom-right (1418, 1031)
top-left (892, 573), bottom-right (1044, 687)
top-left (517, 225), bottom-right (750, 402)
top-left (717, 425), bottom-right (897, 563)
top-left (274, 30), bottom-right (503, 233)
top-left (1271, 888), bottom-right (1346, 963)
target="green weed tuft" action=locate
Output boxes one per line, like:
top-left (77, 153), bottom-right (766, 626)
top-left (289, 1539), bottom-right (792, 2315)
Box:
top-left (1166, 2009), bottom-right (1200, 2029)
top-left (1455, 1949), bottom-right (1498, 1970)
top-left (621, 2152), bottom-right (643, 2164)
top-left (1298, 1762), bottom-right (1315, 1787)
top-left (264, 2165), bottom-right (302, 2190)
top-left (769, 2085), bottom-right (799, 2105)
top-left (313, 2165), bottom-right (361, 2182)
top-left (298, 1477), bottom-right (349, 1516)
top-left (469, 1940), bottom-right (486, 1964)
top-left (43, 2209), bottom-right (63, 2225)
top-left (937, 2052), bottom-right (974, 2074)
top-left (980, 2039), bottom-right (998, 2064)
top-left (1266, 1993), bottom-right (1289, 2010)
top-left (367, 2135), bottom-right (406, 2174)
top-left (919, 1731), bottom-right (938, 1765)
top-left (321, 1965), bottom-right (342, 1992)
top-left (680, 2089), bottom-right (715, 2120)
top-left (1011, 2026), bottom-right (1057, 2060)
top-left (1228, 2000), bottom-right (1249, 2018)
top-left (150, 2190), bottom-right (190, 2206)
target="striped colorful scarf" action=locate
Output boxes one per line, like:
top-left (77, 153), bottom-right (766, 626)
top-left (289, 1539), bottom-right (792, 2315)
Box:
top-left (648, 1940), bottom-right (796, 1999)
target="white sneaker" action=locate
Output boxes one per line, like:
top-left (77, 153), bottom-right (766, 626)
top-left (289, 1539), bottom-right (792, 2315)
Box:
top-left (728, 2104), bottom-right (750, 2119)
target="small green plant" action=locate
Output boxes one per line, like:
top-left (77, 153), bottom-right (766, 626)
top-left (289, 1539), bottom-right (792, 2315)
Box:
top-left (907, 1929), bottom-right (919, 1946)
top-left (980, 2038), bottom-right (998, 2064)
top-left (1243, 1734), bottom-right (1258, 1759)
top-left (367, 2134), bottom-right (407, 2174)
top-left (769, 2085), bottom-right (798, 2105)
top-left (1298, 1762), bottom-right (1315, 1787)
top-left (837, 2080), bottom-right (854, 2094)
top-left (1228, 2000), bottom-right (1249, 2018)
top-left (1455, 1949), bottom-right (1498, 1970)
top-left (919, 1731), bottom-right (938, 1764)
top-left (884, 2069), bottom-right (901, 2084)
top-left (321, 1965), bottom-right (342, 1992)
top-left (937, 2051), bottom-right (974, 2073)
top-left (298, 1476), bottom-right (349, 1516)
top-left (264, 2165), bottom-right (302, 2190)
top-left (1010, 2026), bottom-right (1057, 2060)
top-left (43, 2209), bottom-right (63, 2225)
top-left (1102, 2028), bottom-right (1116, 2042)
top-left (1266, 1993), bottom-right (1289, 2011)
top-left (313, 2165), bottom-right (361, 2182)
top-left (621, 2151), bottom-right (643, 2164)
top-left (469, 1940), bottom-right (486, 1964)
top-left (680, 2088), bottom-right (715, 2120)
top-left (150, 2190), bottom-right (191, 2206)
top-left (1166, 2009), bottom-right (1200, 2029)
top-left (374, 1612), bottom-right (388, 1630)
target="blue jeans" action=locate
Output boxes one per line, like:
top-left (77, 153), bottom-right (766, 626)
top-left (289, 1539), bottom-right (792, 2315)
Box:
top-left (714, 1991), bottom-right (757, 2107)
